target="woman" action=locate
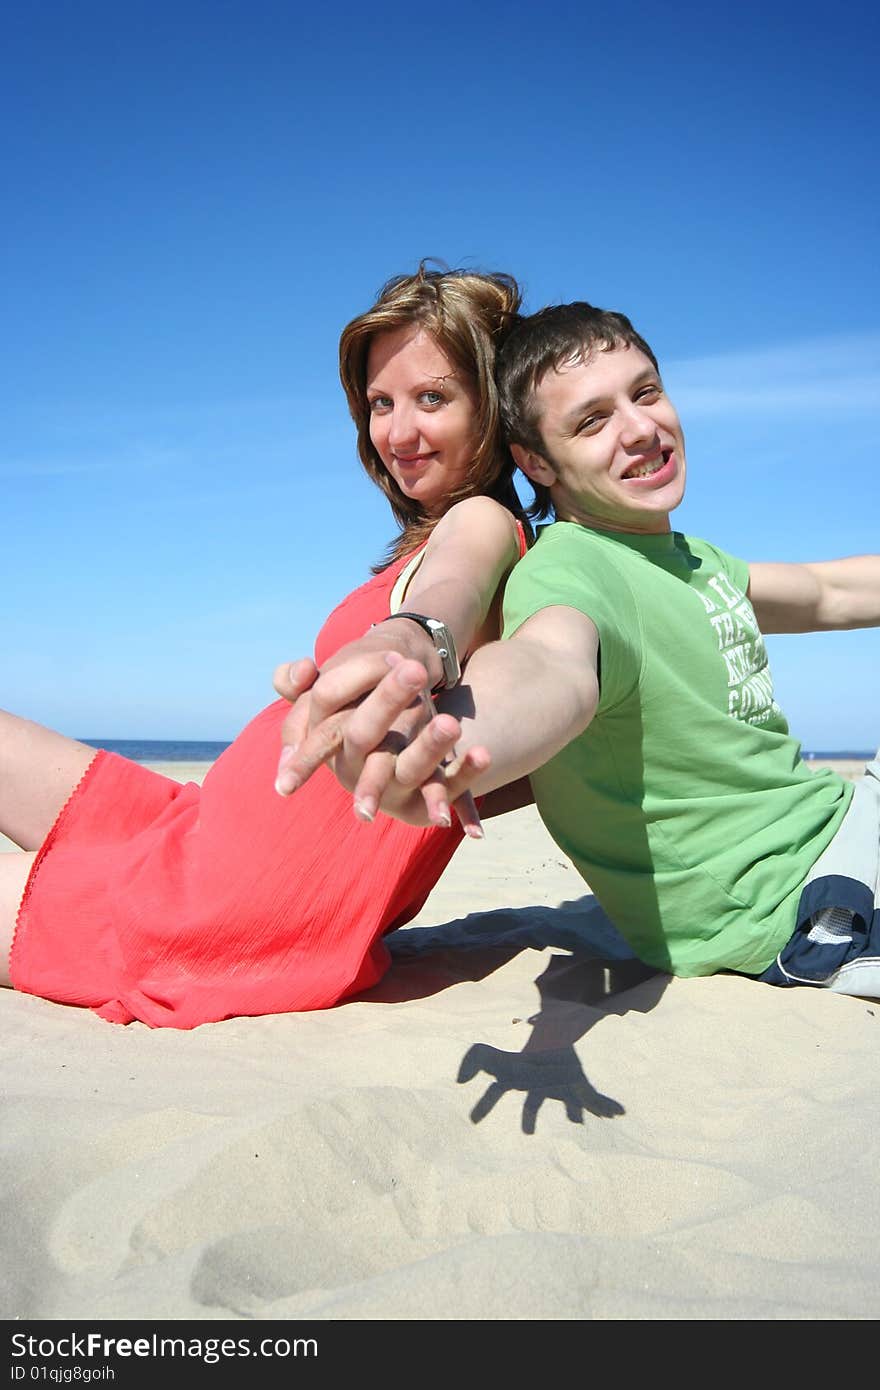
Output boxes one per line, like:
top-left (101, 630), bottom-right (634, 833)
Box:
top-left (1, 263), bottom-right (530, 1029)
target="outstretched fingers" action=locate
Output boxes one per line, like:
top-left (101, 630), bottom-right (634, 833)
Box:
top-left (303, 652), bottom-right (399, 729)
top-left (391, 718), bottom-right (491, 836)
top-left (349, 709), bottom-right (460, 829)
top-left (274, 658), bottom-right (321, 793)
top-left (275, 654), bottom-right (492, 834)
top-left (276, 710), bottom-right (348, 795)
top-left (274, 652), bottom-right (415, 795)
top-left (278, 657), bottom-right (430, 800)
top-left (273, 656), bottom-right (319, 705)
top-left (398, 736), bottom-right (492, 807)
top-left (337, 658), bottom-right (431, 770)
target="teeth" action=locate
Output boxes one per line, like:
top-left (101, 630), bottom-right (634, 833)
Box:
top-left (624, 455), bottom-right (664, 480)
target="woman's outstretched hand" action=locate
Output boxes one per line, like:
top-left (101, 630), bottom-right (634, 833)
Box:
top-left (272, 654), bottom-right (489, 836)
top-left (272, 624), bottom-right (441, 792)
top-left (272, 651), bottom-right (432, 804)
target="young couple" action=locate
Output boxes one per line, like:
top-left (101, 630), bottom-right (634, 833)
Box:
top-left (281, 297), bottom-right (880, 1005)
top-left (3, 266), bottom-right (878, 1029)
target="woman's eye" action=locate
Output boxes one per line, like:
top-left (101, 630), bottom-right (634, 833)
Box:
top-left (419, 390), bottom-right (445, 407)
top-left (368, 396), bottom-right (392, 412)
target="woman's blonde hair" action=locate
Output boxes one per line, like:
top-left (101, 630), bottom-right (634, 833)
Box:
top-left (339, 260), bottom-right (526, 568)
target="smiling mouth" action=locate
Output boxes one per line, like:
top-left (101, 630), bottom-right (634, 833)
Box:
top-left (622, 448), bottom-right (670, 481)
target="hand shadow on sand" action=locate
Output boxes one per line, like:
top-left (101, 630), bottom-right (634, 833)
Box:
top-left (376, 897), bottom-right (667, 1133)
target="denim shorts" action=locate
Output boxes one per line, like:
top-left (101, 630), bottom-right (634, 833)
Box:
top-left (757, 754), bottom-right (880, 999)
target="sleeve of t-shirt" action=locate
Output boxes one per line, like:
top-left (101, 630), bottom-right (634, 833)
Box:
top-left (501, 528), bottom-right (641, 712)
top-left (695, 539), bottom-right (751, 597)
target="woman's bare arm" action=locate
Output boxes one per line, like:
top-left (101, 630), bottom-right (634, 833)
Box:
top-left (274, 497), bottom-right (522, 828)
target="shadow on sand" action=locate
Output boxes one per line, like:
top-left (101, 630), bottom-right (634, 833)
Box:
top-left (366, 895), bottom-right (668, 1133)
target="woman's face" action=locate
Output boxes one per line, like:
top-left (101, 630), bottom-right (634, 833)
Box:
top-left (366, 325), bottom-right (480, 513)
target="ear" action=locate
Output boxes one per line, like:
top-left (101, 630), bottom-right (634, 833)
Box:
top-left (510, 442), bottom-right (557, 487)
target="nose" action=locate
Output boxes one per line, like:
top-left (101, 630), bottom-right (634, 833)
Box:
top-left (618, 400), bottom-right (657, 449)
top-left (388, 403), bottom-right (420, 453)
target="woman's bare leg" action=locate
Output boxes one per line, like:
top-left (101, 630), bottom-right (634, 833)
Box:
top-left (0, 711), bottom-right (97, 851)
top-left (0, 852), bottom-right (36, 986)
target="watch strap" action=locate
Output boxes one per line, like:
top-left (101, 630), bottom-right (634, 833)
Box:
top-left (384, 612), bottom-right (460, 691)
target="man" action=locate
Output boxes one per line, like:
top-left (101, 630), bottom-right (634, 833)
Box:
top-left (279, 302), bottom-right (880, 998)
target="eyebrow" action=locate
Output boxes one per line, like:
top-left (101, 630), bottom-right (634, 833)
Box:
top-left (557, 368), bottom-right (661, 433)
top-left (366, 371), bottom-right (459, 396)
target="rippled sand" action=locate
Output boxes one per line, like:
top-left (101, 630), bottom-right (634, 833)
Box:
top-left (1, 755), bottom-right (878, 1319)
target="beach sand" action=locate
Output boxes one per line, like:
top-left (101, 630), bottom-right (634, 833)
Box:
top-left (1, 757), bottom-right (877, 1321)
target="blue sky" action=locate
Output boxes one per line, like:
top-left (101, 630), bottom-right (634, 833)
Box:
top-left (3, 0), bottom-right (878, 749)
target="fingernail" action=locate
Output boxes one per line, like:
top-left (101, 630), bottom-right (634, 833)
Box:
top-left (465, 824), bottom-right (485, 840)
top-left (354, 798), bottom-right (376, 823)
top-left (274, 747), bottom-right (301, 796)
top-left (433, 809), bottom-right (452, 829)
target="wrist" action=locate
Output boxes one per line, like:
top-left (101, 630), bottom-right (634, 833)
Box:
top-left (378, 613), bottom-right (460, 691)
top-left (370, 616), bottom-right (444, 687)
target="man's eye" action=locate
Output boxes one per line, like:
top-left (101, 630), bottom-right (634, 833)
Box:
top-left (636, 385), bottom-right (661, 402)
top-left (577, 415), bottom-right (604, 433)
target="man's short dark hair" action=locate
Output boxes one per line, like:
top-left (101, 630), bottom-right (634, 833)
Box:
top-left (497, 302), bottom-right (660, 520)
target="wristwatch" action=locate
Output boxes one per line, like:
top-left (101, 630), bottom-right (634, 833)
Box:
top-left (385, 613), bottom-right (461, 691)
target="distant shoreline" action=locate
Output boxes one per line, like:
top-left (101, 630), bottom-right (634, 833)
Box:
top-left (81, 738), bottom-right (874, 764)
top-left (80, 738), bottom-right (232, 762)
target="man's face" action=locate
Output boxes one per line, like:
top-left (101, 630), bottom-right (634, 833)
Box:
top-left (513, 345), bottom-right (686, 534)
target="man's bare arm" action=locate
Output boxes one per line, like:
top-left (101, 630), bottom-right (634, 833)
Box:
top-left (748, 555), bottom-right (880, 633)
top-left (337, 606), bottom-right (601, 825)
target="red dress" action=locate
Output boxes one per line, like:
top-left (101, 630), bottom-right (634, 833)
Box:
top-left (10, 534), bottom-right (523, 1029)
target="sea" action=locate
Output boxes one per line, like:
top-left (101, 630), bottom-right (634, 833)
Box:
top-left (78, 739), bottom-right (874, 765)
top-left (801, 749), bottom-right (875, 761)
top-left (80, 739), bottom-right (232, 763)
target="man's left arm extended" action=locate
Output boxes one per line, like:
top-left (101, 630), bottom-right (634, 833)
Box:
top-left (748, 554), bottom-right (880, 633)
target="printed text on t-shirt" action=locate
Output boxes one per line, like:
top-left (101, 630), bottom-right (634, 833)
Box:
top-left (696, 573), bottom-right (781, 726)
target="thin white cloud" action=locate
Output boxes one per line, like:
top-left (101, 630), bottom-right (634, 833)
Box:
top-left (664, 332), bottom-right (880, 416)
top-left (1, 405), bottom-right (352, 482)
top-left (0, 444), bottom-right (189, 479)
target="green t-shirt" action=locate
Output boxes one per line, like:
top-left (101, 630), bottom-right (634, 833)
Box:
top-left (502, 523), bottom-right (853, 977)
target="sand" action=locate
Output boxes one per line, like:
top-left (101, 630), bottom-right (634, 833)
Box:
top-left (1, 758), bottom-right (877, 1321)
